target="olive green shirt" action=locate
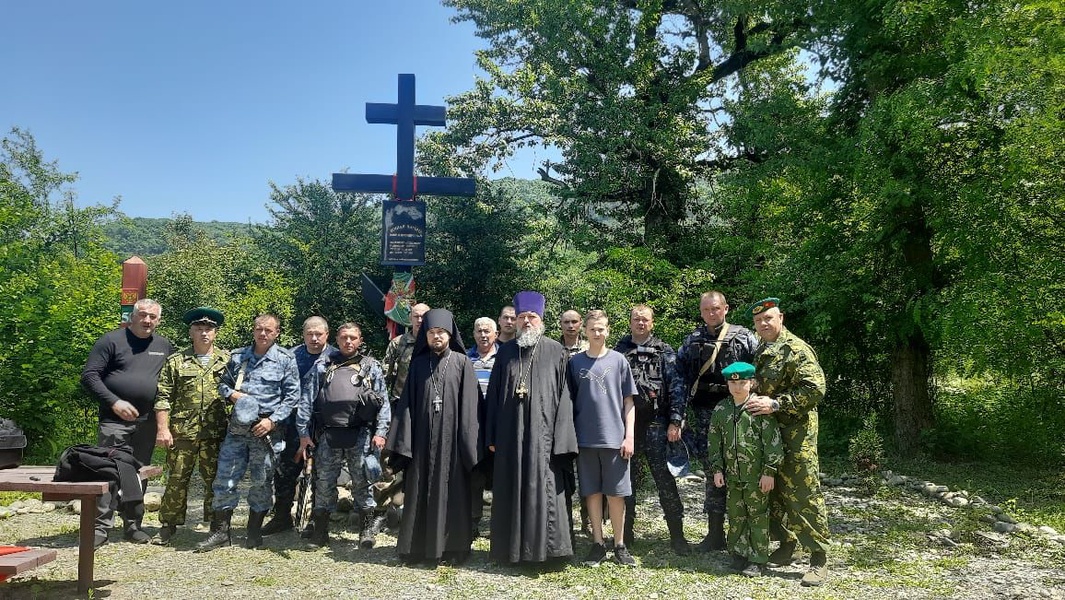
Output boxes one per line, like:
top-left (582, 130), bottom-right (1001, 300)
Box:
top-left (154, 346), bottom-right (230, 441)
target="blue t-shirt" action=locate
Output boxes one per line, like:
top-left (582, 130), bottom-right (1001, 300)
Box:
top-left (467, 344), bottom-right (499, 397)
top-left (567, 350), bottom-right (637, 449)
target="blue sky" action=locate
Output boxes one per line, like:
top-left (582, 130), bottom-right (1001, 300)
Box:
top-left (3, 1), bottom-right (541, 223)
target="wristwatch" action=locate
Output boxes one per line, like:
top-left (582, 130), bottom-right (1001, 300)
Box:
top-left (770, 399), bottom-right (780, 411)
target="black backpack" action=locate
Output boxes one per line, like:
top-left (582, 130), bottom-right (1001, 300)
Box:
top-left (0, 419), bottom-right (26, 470)
top-left (54, 444), bottom-right (144, 507)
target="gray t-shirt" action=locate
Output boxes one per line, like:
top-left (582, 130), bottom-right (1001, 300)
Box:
top-left (567, 349), bottom-right (638, 449)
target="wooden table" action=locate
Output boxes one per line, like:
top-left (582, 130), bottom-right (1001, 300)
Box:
top-left (0, 464), bottom-right (162, 593)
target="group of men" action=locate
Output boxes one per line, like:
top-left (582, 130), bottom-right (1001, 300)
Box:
top-left (80, 289), bottom-right (830, 585)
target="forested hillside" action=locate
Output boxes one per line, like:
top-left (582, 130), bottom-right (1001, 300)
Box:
top-left (101, 216), bottom-right (253, 258)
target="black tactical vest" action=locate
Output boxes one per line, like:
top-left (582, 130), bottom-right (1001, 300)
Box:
top-left (315, 356), bottom-right (384, 430)
top-left (622, 337), bottom-right (669, 420)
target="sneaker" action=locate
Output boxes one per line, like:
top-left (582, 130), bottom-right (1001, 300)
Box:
top-left (582, 542), bottom-right (608, 567)
top-left (613, 544), bottom-right (636, 567)
top-left (742, 562), bottom-right (764, 577)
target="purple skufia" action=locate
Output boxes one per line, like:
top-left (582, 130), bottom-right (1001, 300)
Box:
top-left (513, 291), bottom-right (545, 317)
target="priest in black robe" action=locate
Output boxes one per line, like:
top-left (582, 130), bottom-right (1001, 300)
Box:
top-left (386, 308), bottom-right (483, 565)
top-left (486, 291), bottom-right (579, 565)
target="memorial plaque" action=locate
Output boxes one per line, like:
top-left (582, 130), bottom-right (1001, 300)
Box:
top-left (382, 200), bottom-right (426, 265)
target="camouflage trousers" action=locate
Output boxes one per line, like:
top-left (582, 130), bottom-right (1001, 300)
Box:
top-left (683, 404), bottom-right (727, 514)
top-left (271, 417), bottom-right (302, 509)
top-left (159, 438), bottom-right (221, 525)
top-left (770, 413), bottom-right (830, 554)
top-left (314, 431), bottom-right (375, 513)
top-left (726, 481), bottom-right (771, 563)
top-left (212, 432), bottom-right (279, 513)
top-left (630, 419), bottom-right (685, 525)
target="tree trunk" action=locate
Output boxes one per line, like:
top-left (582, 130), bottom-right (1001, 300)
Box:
top-left (890, 331), bottom-right (935, 457)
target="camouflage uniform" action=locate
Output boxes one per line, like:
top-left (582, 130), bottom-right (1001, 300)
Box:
top-left (213, 344), bottom-right (300, 512)
top-left (672, 323), bottom-right (757, 514)
top-left (708, 397), bottom-right (783, 564)
top-left (753, 325), bottom-right (829, 554)
top-left (614, 334), bottom-right (686, 547)
top-left (298, 352), bottom-right (390, 513)
top-left (382, 332), bottom-right (416, 405)
top-left (154, 346), bottom-right (230, 525)
top-left (560, 337), bottom-right (589, 358)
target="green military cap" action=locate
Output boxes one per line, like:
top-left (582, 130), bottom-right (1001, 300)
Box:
top-left (183, 306), bottom-right (224, 327)
top-left (722, 361), bottom-right (756, 380)
top-left (748, 297), bottom-right (781, 318)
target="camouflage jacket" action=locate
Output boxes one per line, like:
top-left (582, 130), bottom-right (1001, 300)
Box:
top-left (154, 346), bottom-right (231, 441)
top-left (708, 397), bottom-right (783, 483)
top-left (382, 332), bottom-right (416, 402)
top-left (218, 343), bottom-right (300, 425)
top-left (753, 326), bottom-right (826, 429)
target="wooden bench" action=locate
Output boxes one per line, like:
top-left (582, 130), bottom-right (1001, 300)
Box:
top-left (0, 465), bottom-right (162, 592)
top-left (0, 548), bottom-right (58, 578)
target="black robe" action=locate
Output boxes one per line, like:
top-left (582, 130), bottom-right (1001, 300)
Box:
top-left (387, 348), bottom-right (482, 560)
top-left (486, 336), bottom-right (578, 564)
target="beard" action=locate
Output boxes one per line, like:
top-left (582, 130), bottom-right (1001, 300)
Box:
top-left (516, 323), bottom-right (546, 348)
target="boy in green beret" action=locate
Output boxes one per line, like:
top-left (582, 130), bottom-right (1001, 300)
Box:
top-left (708, 361), bottom-right (784, 577)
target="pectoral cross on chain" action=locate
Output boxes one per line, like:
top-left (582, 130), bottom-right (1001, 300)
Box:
top-left (515, 385), bottom-right (528, 400)
top-left (433, 394), bottom-right (442, 413)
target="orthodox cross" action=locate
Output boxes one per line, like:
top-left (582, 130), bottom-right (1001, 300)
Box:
top-left (332, 73), bottom-right (476, 335)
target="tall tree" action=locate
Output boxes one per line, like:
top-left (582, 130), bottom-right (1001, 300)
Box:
top-left (425, 0), bottom-right (822, 251)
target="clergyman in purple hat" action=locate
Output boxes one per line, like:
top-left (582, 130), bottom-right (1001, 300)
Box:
top-left (485, 291), bottom-right (579, 565)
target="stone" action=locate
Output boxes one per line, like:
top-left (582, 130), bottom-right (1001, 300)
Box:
top-left (981, 514), bottom-right (998, 524)
top-left (999, 513), bottom-right (1018, 524)
top-left (947, 497), bottom-right (970, 508)
top-left (143, 492), bottom-right (162, 512)
top-left (0, 507), bottom-right (12, 519)
top-left (1038, 526), bottom-right (1059, 536)
top-left (1049, 535), bottom-right (1065, 546)
top-left (337, 487), bottom-right (354, 513)
top-left (993, 521), bottom-right (1018, 534)
top-left (990, 505), bottom-right (1004, 514)
top-left (69, 499), bottom-right (81, 514)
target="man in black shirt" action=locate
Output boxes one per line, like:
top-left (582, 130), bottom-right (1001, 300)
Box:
top-left (81, 298), bottom-right (175, 547)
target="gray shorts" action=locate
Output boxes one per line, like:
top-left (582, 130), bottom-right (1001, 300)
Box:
top-left (577, 447), bottom-right (631, 497)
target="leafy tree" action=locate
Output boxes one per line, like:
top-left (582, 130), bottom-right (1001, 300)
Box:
top-left (147, 215), bottom-right (298, 350)
top-left (426, 0), bottom-right (825, 251)
top-left (0, 128), bottom-right (121, 456)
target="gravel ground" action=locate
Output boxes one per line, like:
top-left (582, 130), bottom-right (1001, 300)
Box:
top-left (2, 472), bottom-right (1064, 600)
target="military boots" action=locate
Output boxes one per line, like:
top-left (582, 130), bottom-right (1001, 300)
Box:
top-left (801, 551), bottom-right (828, 586)
top-left (666, 518), bottom-right (691, 556)
top-left (768, 539), bottom-right (797, 566)
top-left (152, 524), bottom-right (177, 546)
top-left (245, 510), bottom-right (268, 549)
top-left (308, 509), bottom-right (330, 547)
top-left (260, 501), bottom-right (294, 536)
top-left (360, 510), bottom-right (385, 549)
top-left (195, 509), bottom-right (233, 553)
top-left (695, 513), bottom-right (726, 552)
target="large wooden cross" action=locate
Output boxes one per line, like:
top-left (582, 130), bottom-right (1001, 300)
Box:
top-left (332, 73), bottom-right (476, 334)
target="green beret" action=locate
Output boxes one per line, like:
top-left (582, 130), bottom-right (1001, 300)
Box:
top-left (183, 306), bottom-right (224, 327)
top-left (722, 361), bottom-right (756, 380)
top-left (749, 297), bottom-right (781, 318)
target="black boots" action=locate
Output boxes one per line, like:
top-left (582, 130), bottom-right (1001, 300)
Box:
top-left (245, 510), bottom-right (268, 549)
top-left (623, 495), bottom-right (636, 547)
top-left (260, 501), bottom-right (294, 536)
top-left (195, 509), bottom-right (233, 552)
top-left (360, 510), bottom-right (385, 549)
top-left (309, 509), bottom-right (330, 547)
top-left (666, 518), bottom-right (691, 555)
top-left (768, 539), bottom-right (797, 566)
top-left (695, 512), bottom-right (726, 552)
